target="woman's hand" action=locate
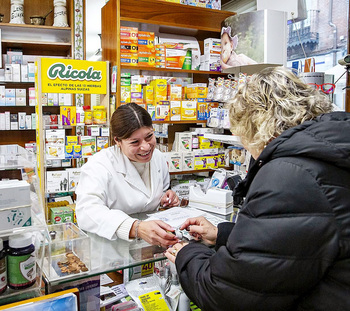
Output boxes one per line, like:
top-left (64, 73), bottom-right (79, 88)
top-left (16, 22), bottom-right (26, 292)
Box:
top-left (160, 190), bottom-right (180, 208)
top-left (165, 242), bottom-right (188, 264)
top-left (132, 220), bottom-right (179, 247)
top-left (180, 216), bottom-right (218, 246)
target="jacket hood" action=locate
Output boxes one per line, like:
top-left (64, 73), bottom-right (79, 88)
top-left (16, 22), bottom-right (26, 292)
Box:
top-left (264, 112), bottom-right (350, 170)
top-left (235, 112), bottom-right (350, 198)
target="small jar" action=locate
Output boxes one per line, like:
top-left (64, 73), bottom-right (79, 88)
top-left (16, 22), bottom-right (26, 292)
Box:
top-left (0, 238), bottom-right (6, 294)
top-left (53, 0), bottom-right (69, 27)
top-left (10, 0), bottom-right (25, 24)
top-left (83, 105), bottom-right (93, 125)
top-left (8, 233), bottom-right (36, 290)
top-left (93, 105), bottom-right (107, 125)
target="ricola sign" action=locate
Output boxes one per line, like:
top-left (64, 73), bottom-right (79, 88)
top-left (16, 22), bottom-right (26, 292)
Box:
top-left (47, 63), bottom-right (102, 81)
top-left (40, 58), bottom-right (107, 94)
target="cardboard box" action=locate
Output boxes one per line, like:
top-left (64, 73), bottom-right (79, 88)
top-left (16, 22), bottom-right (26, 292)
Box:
top-left (46, 170), bottom-right (69, 193)
top-left (181, 100), bottom-right (197, 120)
top-left (0, 179), bottom-right (30, 208)
top-left (60, 106), bottom-right (76, 126)
top-left (182, 151), bottom-right (195, 171)
top-left (170, 101), bottom-right (181, 121)
top-left (164, 152), bottom-right (183, 172)
top-left (66, 168), bottom-right (81, 192)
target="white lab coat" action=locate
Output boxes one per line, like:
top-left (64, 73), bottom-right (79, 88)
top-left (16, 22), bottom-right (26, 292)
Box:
top-left (75, 146), bottom-right (170, 240)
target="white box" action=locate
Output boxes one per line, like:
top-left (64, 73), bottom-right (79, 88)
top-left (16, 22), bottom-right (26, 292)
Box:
top-left (221, 10), bottom-right (287, 69)
top-left (66, 168), bottom-right (81, 192)
top-left (31, 113), bottom-right (36, 129)
top-left (0, 86), bottom-right (5, 106)
top-left (21, 64), bottom-right (28, 82)
top-left (29, 87), bottom-right (35, 98)
top-left (170, 101), bottom-right (181, 121)
top-left (164, 152), bottom-right (183, 173)
top-left (25, 115), bottom-right (32, 129)
top-left (16, 88), bottom-right (26, 98)
top-left (11, 64), bottom-right (21, 82)
top-left (5, 97), bottom-right (15, 106)
top-left (28, 63), bottom-right (35, 82)
top-left (100, 127), bottom-right (109, 137)
top-left (204, 38), bottom-right (221, 55)
top-left (177, 132), bottom-right (193, 152)
top-left (5, 111), bottom-right (10, 130)
top-left (10, 113), bottom-right (18, 130)
top-left (0, 179), bottom-right (30, 208)
top-left (5, 88), bottom-right (15, 98)
top-left (46, 170), bottom-right (69, 193)
top-left (182, 151), bottom-right (194, 171)
top-left (15, 97), bottom-right (26, 106)
top-left (18, 112), bottom-right (26, 129)
top-left (0, 113), bottom-right (5, 130)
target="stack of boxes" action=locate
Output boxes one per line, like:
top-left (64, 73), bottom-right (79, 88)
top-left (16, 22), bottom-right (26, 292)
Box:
top-left (138, 31), bottom-right (156, 67)
top-left (164, 127), bottom-right (228, 173)
top-left (120, 27), bottom-right (139, 66)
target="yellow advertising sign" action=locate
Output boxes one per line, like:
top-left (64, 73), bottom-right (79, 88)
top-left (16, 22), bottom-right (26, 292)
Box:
top-left (41, 58), bottom-right (107, 94)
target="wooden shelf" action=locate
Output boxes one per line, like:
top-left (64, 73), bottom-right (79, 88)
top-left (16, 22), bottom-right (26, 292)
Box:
top-left (121, 65), bottom-right (224, 75)
top-left (2, 40), bottom-right (71, 56)
top-left (119, 0), bottom-right (234, 32)
top-left (153, 120), bottom-right (207, 124)
top-left (0, 23), bottom-right (71, 31)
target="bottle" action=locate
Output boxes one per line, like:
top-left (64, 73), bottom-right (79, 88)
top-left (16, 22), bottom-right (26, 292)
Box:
top-left (53, 0), bottom-right (69, 27)
top-left (7, 233), bottom-right (36, 290)
top-left (93, 105), bottom-right (107, 125)
top-left (10, 0), bottom-right (25, 24)
top-left (83, 105), bottom-right (93, 125)
top-left (0, 238), bottom-right (6, 294)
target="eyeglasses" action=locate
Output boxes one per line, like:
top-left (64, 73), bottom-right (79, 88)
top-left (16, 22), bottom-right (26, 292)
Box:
top-left (308, 83), bottom-right (335, 94)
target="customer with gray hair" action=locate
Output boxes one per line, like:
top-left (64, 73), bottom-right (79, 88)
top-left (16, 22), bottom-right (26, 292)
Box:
top-left (166, 66), bottom-right (350, 311)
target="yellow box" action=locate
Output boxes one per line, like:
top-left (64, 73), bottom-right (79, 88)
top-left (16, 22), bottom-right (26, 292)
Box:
top-left (60, 106), bottom-right (76, 126)
top-left (121, 86), bottom-right (131, 103)
top-left (194, 149), bottom-right (207, 170)
top-left (206, 148), bottom-right (219, 169)
top-left (170, 101), bottom-right (181, 121)
top-left (143, 85), bottom-right (154, 104)
top-left (186, 85), bottom-right (208, 99)
top-left (65, 145), bottom-right (74, 159)
top-left (66, 136), bottom-right (78, 145)
top-left (131, 84), bottom-right (142, 92)
top-left (155, 101), bottom-right (170, 121)
top-left (181, 100), bottom-right (197, 120)
top-left (151, 79), bottom-right (168, 103)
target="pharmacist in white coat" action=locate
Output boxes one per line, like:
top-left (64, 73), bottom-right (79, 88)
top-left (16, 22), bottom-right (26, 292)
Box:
top-left (76, 103), bottom-right (179, 247)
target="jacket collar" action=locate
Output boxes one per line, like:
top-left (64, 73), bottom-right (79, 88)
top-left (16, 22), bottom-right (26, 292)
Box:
top-left (112, 146), bottom-right (152, 197)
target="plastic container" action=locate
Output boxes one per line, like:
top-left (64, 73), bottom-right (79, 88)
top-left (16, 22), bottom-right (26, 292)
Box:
top-left (0, 238), bottom-right (6, 294)
top-left (83, 106), bottom-right (93, 125)
top-left (8, 233), bottom-right (36, 290)
top-left (93, 105), bottom-right (107, 125)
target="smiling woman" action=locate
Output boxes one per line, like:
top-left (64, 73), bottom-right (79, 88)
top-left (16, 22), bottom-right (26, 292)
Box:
top-left (75, 103), bottom-right (180, 247)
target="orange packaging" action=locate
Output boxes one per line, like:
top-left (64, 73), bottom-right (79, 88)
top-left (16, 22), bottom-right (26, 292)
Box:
top-left (120, 26), bottom-right (138, 40)
top-left (138, 31), bottom-right (155, 48)
top-left (120, 39), bottom-right (138, 53)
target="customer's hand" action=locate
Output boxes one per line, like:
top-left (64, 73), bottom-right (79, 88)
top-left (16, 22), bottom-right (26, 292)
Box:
top-left (165, 242), bottom-right (188, 264)
top-left (160, 190), bottom-right (180, 208)
top-left (180, 216), bottom-right (218, 246)
top-left (136, 220), bottom-right (179, 247)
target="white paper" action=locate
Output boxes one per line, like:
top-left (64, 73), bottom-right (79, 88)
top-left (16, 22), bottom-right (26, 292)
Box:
top-left (100, 273), bottom-right (113, 286)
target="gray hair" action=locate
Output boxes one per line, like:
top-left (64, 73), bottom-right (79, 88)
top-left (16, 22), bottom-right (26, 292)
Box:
top-left (229, 66), bottom-right (333, 153)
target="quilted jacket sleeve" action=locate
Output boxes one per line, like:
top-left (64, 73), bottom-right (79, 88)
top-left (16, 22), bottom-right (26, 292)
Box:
top-left (175, 158), bottom-right (339, 311)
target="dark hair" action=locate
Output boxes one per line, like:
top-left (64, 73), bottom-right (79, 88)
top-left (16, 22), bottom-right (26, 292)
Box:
top-left (110, 103), bottom-right (153, 144)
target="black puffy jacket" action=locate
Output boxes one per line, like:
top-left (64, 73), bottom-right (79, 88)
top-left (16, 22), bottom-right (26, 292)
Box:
top-left (176, 112), bottom-right (350, 311)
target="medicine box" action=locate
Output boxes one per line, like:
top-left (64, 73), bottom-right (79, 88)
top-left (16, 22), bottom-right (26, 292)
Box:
top-left (182, 151), bottom-right (195, 171)
top-left (177, 132), bottom-right (193, 151)
top-left (66, 168), bottom-right (81, 192)
top-left (0, 179), bottom-right (31, 208)
top-left (164, 152), bottom-right (183, 172)
top-left (46, 170), bottom-right (69, 193)
top-left (181, 101), bottom-right (197, 120)
top-left (170, 101), bottom-right (181, 121)
top-left (50, 206), bottom-right (74, 224)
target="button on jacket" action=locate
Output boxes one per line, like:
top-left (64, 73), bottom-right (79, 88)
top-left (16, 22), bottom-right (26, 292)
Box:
top-left (176, 112), bottom-right (350, 311)
top-left (76, 146), bottom-right (170, 240)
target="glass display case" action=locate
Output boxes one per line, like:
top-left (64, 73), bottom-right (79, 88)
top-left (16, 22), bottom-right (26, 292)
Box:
top-left (0, 145), bottom-right (48, 306)
top-left (42, 223), bottom-right (91, 282)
